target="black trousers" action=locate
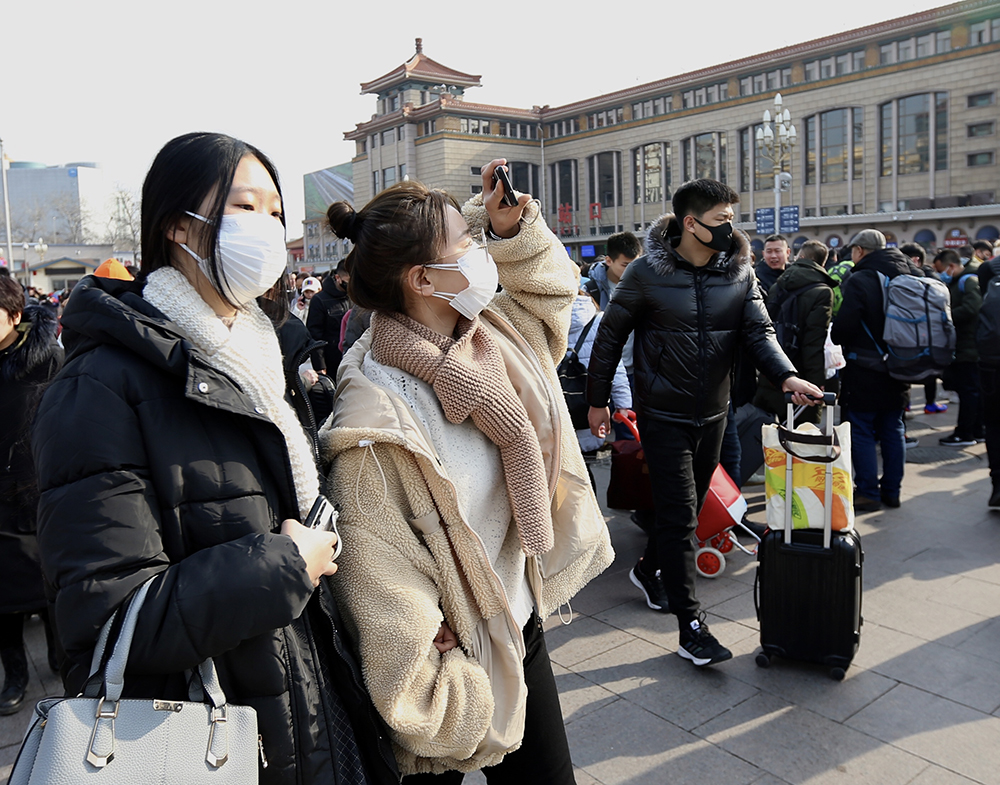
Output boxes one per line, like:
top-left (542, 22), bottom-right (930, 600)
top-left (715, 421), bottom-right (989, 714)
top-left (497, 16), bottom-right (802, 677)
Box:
top-left (951, 361), bottom-right (983, 440)
top-left (402, 613), bottom-right (575, 785)
top-left (981, 365), bottom-right (1000, 486)
top-left (638, 416), bottom-right (727, 625)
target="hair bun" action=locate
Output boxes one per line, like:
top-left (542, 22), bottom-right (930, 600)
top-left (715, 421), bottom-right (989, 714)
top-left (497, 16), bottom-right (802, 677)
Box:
top-left (327, 201), bottom-right (361, 242)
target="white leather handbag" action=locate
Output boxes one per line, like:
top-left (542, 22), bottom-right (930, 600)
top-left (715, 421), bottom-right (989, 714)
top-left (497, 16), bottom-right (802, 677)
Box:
top-left (8, 578), bottom-right (259, 784)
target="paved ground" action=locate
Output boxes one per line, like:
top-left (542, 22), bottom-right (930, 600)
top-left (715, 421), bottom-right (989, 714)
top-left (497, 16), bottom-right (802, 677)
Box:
top-left (3, 397), bottom-right (998, 784)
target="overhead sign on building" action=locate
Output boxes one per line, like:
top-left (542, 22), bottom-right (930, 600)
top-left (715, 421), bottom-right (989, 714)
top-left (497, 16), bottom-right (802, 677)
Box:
top-left (755, 208), bottom-right (775, 235)
top-left (779, 206), bottom-right (800, 234)
top-left (943, 228), bottom-right (969, 248)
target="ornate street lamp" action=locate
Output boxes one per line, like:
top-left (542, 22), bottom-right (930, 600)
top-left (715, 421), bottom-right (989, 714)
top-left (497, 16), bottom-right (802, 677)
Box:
top-left (755, 93), bottom-right (798, 218)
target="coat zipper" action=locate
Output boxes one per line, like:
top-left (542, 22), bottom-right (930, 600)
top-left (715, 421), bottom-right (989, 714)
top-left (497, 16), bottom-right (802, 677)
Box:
top-left (694, 269), bottom-right (708, 425)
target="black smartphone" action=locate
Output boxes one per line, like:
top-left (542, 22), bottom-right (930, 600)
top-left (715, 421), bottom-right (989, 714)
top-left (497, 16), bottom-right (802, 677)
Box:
top-left (304, 496), bottom-right (342, 559)
top-left (492, 165), bottom-right (519, 207)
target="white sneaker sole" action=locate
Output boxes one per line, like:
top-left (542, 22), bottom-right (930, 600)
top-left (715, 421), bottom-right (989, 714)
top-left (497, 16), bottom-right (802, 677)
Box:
top-left (677, 643), bottom-right (733, 667)
top-left (629, 568), bottom-right (667, 612)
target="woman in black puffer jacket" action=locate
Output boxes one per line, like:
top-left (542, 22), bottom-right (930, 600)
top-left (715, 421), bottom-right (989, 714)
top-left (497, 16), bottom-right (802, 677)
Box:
top-left (32, 133), bottom-right (398, 785)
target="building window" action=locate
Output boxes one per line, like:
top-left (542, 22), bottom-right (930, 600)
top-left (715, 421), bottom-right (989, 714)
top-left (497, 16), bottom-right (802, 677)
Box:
top-left (509, 162), bottom-right (539, 196)
top-left (683, 81), bottom-right (729, 107)
top-left (969, 121), bottom-right (996, 137)
top-left (682, 132), bottom-right (727, 183)
top-left (968, 19), bottom-right (1000, 45)
top-left (632, 143), bottom-right (671, 205)
top-left (388, 95), bottom-right (400, 112)
top-left (547, 118), bottom-right (581, 138)
top-left (880, 31), bottom-right (951, 65)
top-left (588, 152), bottom-right (622, 209)
top-left (359, 139), bottom-right (367, 154)
top-left (968, 92), bottom-right (996, 108)
top-left (398, 164), bottom-right (407, 181)
top-left (470, 185), bottom-right (483, 195)
top-left (381, 130), bottom-right (394, 146)
top-left (371, 171), bottom-right (379, 194)
top-left (550, 159), bottom-right (579, 214)
top-left (968, 151), bottom-right (995, 166)
top-left (470, 166), bottom-right (482, 176)
top-left (421, 120), bottom-right (436, 136)
top-left (459, 117), bottom-right (492, 135)
top-left (588, 107), bottom-right (624, 130)
top-left (371, 134), bottom-right (378, 148)
top-left (382, 167), bottom-right (396, 189)
top-left (632, 96), bottom-right (671, 120)
top-left (880, 93), bottom-right (948, 176)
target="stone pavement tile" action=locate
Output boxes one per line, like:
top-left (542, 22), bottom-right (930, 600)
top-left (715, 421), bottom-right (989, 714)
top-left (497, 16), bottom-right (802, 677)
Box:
top-left (861, 575), bottom-right (990, 647)
top-left (955, 616), bottom-right (1000, 666)
top-left (695, 691), bottom-right (928, 785)
top-left (569, 561), bottom-right (650, 617)
top-left (905, 764), bottom-right (982, 784)
top-left (702, 587), bottom-right (758, 626)
top-left (693, 572), bottom-right (754, 610)
top-left (545, 615), bottom-right (635, 669)
top-left (725, 633), bottom-right (898, 723)
top-left (928, 575), bottom-right (1000, 619)
top-left (846, 683), bottom-right (1000, 785)
top-left (1, 743), bottom-right (19, 785)
top-left (573, 766), bottom-right (603, 784)
top-left (570, 637), bottom-right (759, 732)
top-left (853, 623), bottom-right (1000, 714)
top-left (551, 663), bottom-right (621, 724)
top-left (593, 601), bottom-right (756, 660)
top-left (749, 776), bottom-right (793, 785)
top-left (567, 697), bottom-right (760, 785)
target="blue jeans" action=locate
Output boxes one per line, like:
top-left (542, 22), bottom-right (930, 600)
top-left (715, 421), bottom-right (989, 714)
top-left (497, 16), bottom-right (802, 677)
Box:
top-left (844, 407), bottom-right (905, 500)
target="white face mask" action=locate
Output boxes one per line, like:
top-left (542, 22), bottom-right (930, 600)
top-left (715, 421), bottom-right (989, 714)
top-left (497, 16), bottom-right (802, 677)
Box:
top-left (179, 211), bottom-right (288, 306)
top-left (425, 240), bottom-right (499, 320)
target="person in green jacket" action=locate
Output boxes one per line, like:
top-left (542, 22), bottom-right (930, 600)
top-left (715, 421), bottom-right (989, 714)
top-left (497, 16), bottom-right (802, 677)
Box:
top-left (936, 249), bottom-right (983, 447)
top-left (754, 239), bottom-right (836, 424)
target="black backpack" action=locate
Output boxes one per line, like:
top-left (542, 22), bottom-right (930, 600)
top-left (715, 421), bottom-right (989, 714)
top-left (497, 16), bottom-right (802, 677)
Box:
top-left (558, 316), bottom-right (598, 430)
top-left (767, 282), bottom-right (826, 363)
top-left (977, 259), bottom-right (1000, 366)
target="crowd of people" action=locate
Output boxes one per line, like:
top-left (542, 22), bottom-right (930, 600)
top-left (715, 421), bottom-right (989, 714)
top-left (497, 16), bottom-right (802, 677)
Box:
top-left (0, 128), bottom-right (997, 784)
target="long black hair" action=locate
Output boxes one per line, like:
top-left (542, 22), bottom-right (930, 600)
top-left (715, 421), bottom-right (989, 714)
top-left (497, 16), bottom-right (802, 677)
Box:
top-left (139, 132), bottom-right (288, 313)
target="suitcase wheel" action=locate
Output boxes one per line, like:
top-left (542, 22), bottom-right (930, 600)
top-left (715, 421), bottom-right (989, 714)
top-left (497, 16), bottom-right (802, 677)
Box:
top-left (710, 532), bottom-right (735, 554)
top-left (695, 547), bottom-right (726, 578)
top-left (830, 667), bottom-right (846, 681)
top-left (755, 652), bottom-right (771, 668)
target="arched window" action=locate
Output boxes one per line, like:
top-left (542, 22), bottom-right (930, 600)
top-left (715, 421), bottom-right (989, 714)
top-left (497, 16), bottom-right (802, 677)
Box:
top-left (913, 229), bottom-right (937, 249)
top-left (879, 93), bottom-right (948, 176)
top-left (793, 236), bottom-right (809, 252)
top-left (976, 225), bottom-right (999, 241)
top-left (508, 162), bottom-right (539, 197)
top-left (587, 152), bottom-right (622, 209)
top-left (682, 133), bottom-right (727, 182)
top-left (632, 143), bottom-right (671, 204)
top-left (802, 108), bottom-right (864, 184)
top-left (549, 159), bottom-right (579, 215)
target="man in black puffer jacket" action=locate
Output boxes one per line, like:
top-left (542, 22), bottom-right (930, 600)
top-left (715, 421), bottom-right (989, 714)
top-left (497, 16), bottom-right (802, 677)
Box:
top-left (832, 229), bottom-right (925, 513)
top-left (307, 263), bottom-right (351, 377)
top-left (588, 179), bottom-right (821, 668)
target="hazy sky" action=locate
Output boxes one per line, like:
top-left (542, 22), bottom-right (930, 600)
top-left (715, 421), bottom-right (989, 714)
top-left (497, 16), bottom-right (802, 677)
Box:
top-left (4, 0), bottom-right (949, 237)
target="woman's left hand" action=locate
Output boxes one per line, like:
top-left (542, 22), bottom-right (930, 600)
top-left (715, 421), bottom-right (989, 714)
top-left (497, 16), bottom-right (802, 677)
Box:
top-left (482, 159), bottom-right (532, 239)
top-left (433, 622), bottom-right (458, 654)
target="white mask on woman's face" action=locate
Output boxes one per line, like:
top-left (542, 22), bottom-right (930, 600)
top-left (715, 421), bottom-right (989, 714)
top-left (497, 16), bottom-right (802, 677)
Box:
top-left (179, 211), bottom-right (288, 306)
top-left (425, 241), bottom-right (499, 320)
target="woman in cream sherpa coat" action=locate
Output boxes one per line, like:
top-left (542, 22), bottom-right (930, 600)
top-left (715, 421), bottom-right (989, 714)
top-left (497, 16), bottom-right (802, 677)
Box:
top-left (319, 161), bottom-right (614, 782)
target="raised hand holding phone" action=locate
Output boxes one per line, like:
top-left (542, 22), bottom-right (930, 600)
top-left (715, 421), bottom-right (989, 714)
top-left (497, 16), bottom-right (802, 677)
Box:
top-left (482, 159), bottom-right (532, 238)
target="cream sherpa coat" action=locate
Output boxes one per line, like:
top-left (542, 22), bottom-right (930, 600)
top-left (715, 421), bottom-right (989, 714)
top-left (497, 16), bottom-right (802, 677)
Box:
top-left (319, 196), bottom-right (614, 775)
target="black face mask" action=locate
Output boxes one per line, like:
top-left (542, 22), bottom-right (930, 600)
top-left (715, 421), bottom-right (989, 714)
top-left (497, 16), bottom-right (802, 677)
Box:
top-left (693, 217), bottom-right (734, 253)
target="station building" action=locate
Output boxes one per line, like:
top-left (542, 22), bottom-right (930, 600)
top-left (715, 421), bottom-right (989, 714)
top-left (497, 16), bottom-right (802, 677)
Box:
top-left (342, 0), bottom-right (1000, 261)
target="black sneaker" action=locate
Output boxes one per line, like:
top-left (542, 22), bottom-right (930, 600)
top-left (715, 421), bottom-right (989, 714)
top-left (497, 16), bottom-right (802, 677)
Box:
top-left (990, 487), bottom-right (1000, 509)
top-left (880, 492), bottom-right (901, 508)
top-left (904, 436), bottom-right (919, 449)
top-left (678, 615), bottom-right (732, 667)
top-left (629, 559), bottom-right (671, 613)
top-left (939, 434), bottom-right (976, 448)
top-left (854, 494), bottom-right (882, 513)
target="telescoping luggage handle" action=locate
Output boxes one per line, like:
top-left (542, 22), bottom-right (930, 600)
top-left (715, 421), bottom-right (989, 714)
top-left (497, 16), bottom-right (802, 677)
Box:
top-left (782, 392), bottom-right (838, 550)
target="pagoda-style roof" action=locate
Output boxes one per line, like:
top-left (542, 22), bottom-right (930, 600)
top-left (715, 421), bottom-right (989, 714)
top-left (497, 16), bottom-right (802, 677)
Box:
top-left (360, 38), bottom-right (481, 96)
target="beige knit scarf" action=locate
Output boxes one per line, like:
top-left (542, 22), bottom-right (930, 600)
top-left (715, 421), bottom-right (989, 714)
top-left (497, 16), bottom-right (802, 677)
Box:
top-left (370, 311), bottom-right (554, 556)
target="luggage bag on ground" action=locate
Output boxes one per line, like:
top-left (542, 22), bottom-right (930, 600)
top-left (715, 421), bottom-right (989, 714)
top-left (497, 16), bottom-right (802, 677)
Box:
top-left (606, 411), bottom-right (653, 511)
top-left (754, 393), bottom-right (863, 680)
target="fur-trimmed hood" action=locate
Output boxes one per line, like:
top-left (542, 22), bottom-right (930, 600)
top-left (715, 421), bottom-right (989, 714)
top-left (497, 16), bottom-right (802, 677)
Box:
top-left (0, 305), bottom-right (60, 382)
top-left (644, 213), bottom-right (752, 279)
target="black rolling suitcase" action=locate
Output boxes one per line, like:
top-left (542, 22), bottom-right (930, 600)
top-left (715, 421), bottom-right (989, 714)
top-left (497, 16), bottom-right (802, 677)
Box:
top-left (754, 394), bottom-right (863, 680)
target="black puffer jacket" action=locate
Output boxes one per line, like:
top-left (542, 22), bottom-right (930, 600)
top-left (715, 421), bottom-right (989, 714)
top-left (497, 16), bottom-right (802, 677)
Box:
top-left (307, 276), bottom-right (351, 374)
top-left (831, 247), bottom-right (924, 411)
top-left (32, 275), bottom-right (399, 785)
top-left (1, 305), bottom-right (63, 614)
top-left (754, 259), bottom-right (836, 420)
top-left (588, 214), bottom-right (796, 425)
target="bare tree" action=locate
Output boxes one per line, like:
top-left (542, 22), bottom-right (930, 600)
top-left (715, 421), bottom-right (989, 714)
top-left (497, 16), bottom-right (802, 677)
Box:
top-left (104, 187), bottom-right (141, 254)
top-left (8, 201), bottom-right (48, 243)
top-left (49, 193), bottom-right (92, 244)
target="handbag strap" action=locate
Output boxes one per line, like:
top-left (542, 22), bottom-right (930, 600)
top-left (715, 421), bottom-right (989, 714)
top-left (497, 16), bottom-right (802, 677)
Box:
top-left (569, 315), bottom-right (598, 358)
top-left (777, 426), bottom-right (842, 462)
